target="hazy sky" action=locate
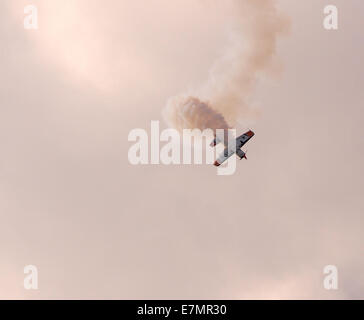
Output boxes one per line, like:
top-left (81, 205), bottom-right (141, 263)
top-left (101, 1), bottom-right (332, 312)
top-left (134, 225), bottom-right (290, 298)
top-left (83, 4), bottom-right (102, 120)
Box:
top-left (0, 0), bottom-right (363, 299)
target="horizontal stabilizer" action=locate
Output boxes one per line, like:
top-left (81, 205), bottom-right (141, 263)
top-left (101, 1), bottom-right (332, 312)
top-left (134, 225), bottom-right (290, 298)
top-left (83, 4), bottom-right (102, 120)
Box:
top-left (210, 136), bottom-right (221, 147)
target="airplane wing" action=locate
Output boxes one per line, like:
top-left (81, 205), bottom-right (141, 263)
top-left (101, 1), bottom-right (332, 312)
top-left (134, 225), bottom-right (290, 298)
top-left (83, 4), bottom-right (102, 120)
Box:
top-left (236, 130), bottom-right (254, 148)
top-left (214, 147), bottom-right (235, 166)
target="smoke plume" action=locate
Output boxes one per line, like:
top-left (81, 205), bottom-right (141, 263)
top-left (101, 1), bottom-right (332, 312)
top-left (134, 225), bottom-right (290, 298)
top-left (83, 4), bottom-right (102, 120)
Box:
top-left (163, 0), bottom-right (288, 131)
top-left (163, 96), bottom-right (230, 132)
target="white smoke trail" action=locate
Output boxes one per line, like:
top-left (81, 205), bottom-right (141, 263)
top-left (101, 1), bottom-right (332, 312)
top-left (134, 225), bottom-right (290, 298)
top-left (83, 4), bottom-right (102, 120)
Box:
top-left (163, 96), bottom-right (230, 132)
top-left (163, 0), bottom-right (288, 131)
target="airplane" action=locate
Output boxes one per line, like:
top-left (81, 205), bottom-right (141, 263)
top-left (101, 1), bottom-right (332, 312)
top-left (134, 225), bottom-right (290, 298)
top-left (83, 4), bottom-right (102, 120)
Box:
top-left (211, 130), bottom-right (255, 166)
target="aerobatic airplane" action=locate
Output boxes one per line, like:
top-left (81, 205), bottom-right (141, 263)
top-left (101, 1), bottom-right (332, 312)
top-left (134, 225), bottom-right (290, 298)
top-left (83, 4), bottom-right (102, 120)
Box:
top-left (211, 130), bottom-right (255, 166)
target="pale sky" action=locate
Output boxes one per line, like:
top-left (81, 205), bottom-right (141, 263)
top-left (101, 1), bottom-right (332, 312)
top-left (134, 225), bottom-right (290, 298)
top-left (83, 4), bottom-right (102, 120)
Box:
top-left (0, 0), bottom-right (363, 299)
